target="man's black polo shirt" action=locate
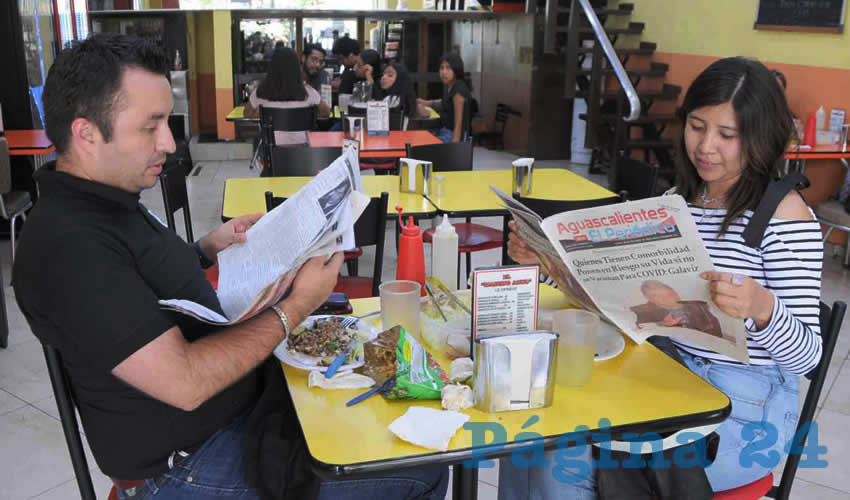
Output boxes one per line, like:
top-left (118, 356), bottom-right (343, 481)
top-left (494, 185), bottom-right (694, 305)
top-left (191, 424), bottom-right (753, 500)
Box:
top-left (13, 163), bottom-right (261, 480)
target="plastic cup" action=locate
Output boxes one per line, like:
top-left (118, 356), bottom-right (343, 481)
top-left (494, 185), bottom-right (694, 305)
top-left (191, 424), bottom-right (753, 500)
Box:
top-left (552, 309), bottom-right (599, 387)
top-left (380, 280), bottom-right (422, 338)
top-left (431, 174), bottom-right (446, 198)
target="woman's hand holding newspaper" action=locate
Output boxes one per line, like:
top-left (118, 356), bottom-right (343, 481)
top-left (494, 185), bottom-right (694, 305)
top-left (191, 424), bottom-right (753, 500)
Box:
top-left (507, 221), bottom-right (540, 266)
top-left (700, 271), bottom-right (775, 329)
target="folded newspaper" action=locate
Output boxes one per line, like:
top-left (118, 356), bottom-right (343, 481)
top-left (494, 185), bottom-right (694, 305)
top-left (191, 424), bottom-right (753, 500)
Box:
top-left (159, 149), bottom-right (369, 325)
top-left (492, 187), bottom-right (749, 363)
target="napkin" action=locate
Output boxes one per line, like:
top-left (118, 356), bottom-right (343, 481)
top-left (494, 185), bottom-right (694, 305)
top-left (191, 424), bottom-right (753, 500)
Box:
top-left (308, 371), bottom-right (375, 390)
top-left (441, 384), bottom-right (473, 411)
top-left (388, 406), bottom-right (470, 451)
top-left (449, 358), bottom-right (473, 383)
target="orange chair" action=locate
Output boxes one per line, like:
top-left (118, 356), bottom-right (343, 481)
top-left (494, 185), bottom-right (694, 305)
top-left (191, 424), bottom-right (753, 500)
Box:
top-left (709, 301), bottom-right (845, 500)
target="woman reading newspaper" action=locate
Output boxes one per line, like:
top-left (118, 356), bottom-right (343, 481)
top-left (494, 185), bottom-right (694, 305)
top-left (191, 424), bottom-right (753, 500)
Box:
top-left (500, 57), bottom-right (822, 498)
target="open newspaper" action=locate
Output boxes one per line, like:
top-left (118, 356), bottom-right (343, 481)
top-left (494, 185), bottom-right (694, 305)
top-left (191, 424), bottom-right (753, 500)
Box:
top-left (492, 187), bottom-right (749, 363)
top-left (159, 149), bottom-right (369, 325)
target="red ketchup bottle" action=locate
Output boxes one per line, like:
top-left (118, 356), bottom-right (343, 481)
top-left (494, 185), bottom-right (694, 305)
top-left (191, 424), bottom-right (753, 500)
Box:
top-left (395, 206), bottom-right (426, 296)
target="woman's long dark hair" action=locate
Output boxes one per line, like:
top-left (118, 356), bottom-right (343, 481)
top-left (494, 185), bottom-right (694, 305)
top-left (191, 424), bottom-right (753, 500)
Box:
top-left (256, 47), bottom-right (307, 102)
top-left (675, 56), bottom-right (794, 235)
top-left (440, 52), bottom-right (472, 92)
top-left (384, 63), bottom-right (417, 115)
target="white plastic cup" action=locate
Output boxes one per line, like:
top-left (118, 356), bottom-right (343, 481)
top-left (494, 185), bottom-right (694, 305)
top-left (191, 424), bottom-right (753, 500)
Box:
top-left (380, 280), bottom-right (422, 338)
top-left (552, 309), bottom-right (599, 387)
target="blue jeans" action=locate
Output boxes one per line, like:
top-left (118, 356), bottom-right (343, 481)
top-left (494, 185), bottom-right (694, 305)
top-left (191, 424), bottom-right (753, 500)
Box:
top-left (116, 413), bottom-right (449, 500)
top-left (497, 349), bottom-right (799, 499)
top-left (432, 127), bottom-right (454, 143)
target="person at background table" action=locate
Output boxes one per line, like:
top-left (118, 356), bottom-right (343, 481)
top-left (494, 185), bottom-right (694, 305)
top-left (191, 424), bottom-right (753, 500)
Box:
top-left (15, 34), bottom-right (448, 500)
top-left (302, 43), bottom-right (330, 94)
top-left (354, 48), bottom-right (384, 100)
top-left (332, 36), bottom-right (360, 94)
top-left (502, 56), bottom-right (822, 498)
top-left (418, 53), bottom-right (471, 143)
top-left (380, 63), bottom-right (429, 123)
top-left (244, 47), bottom-right (330, 145)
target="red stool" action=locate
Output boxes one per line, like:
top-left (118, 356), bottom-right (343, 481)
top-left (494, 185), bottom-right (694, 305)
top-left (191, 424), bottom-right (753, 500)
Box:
top-left (711, 473), bottom-right (773, 499)
top-left (422, 222), bottom-right (503, 286)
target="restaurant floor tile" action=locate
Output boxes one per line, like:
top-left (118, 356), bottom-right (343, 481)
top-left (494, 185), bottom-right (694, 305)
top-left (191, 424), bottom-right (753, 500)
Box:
top-left (1, 146), bottom-right (849, 499)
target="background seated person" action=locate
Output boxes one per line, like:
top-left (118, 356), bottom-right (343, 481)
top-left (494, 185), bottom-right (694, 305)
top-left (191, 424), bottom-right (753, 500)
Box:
top-left (244, 47), bottom-right (329, 143)
top-left (333, 36), bottom-right (360, 94)
top-left (379, 63), bottom-right (428, 123)
top-left (417, 53), bottom-right (471, 143)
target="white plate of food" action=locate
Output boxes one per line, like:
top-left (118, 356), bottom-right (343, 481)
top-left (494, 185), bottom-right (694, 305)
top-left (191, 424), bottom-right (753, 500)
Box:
top-left (274, 315), bottom-right (381, 372)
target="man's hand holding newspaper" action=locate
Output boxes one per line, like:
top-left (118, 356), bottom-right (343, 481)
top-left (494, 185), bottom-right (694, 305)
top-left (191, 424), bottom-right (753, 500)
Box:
top-left (492, 187), bottom-right (750, 363)
top-left (160, 149), bottom-right (368, 325)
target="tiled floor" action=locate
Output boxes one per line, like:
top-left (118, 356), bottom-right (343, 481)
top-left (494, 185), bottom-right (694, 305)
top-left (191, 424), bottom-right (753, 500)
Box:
top-left (1, 146), bottom-right (849, 499)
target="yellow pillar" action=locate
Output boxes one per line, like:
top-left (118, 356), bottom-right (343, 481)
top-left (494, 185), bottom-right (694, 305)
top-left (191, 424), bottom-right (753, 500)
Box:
top-left (213, 10), bottom-right (234, 140)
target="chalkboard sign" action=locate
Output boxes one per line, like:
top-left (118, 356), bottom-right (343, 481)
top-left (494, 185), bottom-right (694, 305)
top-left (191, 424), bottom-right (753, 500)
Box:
top-left (755, 0), bottom-right (846, 33)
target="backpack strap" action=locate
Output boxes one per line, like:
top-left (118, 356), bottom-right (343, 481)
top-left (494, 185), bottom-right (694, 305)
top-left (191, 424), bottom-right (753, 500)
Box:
top-left (741, 172), bottom-right (810, 249)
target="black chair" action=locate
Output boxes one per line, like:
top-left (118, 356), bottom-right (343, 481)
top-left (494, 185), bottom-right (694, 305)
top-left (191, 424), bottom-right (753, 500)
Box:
top-left (42, 343), bottom-right (101, 500)
top-left (471, 103), bottom-right (522, 150)
top-left (270, 146), bottom-right (340, 177)
top-left (259, 105), bottom-right (317, 175)
top-left (167, 114), bottom-right (193, 177)
top-left (265, 191), bottom-right (390, 298)
top-left (614, 154), bottom-right (660, 201)
top-left (715, 300), bottom-right (846, 500)
top-left (405, 141), bottom-right (474, 172)
top-left (159, 162), bottom-right (194, 242)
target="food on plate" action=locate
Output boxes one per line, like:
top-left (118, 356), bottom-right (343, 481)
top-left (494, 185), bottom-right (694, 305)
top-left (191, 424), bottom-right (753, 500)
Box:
top-left (358, 325), bottom-right (450, 400)
top-left (287, 316), bottom-right (370, 366)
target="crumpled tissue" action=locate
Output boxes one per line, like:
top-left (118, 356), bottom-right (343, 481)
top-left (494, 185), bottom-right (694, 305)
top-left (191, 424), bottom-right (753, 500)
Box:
top-left (388, 406), bottom-right (470, 451)
top-left (308, 371), bottom-right (375, 389)
top-left (449, 357), bottom-right (473, 383)
top-left (441, 384), bottom-right (473, 411)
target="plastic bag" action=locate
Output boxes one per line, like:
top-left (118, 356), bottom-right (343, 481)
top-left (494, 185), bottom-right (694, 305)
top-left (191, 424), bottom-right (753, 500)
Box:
top-left (359, 325), bottom-right (449, 400)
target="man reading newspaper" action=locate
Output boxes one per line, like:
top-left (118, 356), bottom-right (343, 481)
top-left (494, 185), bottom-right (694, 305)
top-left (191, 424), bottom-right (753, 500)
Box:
top-left (13, 34), bottom-right (447, 500)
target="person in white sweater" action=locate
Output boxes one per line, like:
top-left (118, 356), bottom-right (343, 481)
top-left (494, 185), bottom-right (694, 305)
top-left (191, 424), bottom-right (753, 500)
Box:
top-left (500, 57), bottom-right (823, 498)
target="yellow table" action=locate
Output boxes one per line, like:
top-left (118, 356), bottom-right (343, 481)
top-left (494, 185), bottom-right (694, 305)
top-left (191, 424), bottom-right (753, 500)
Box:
top-left (222, 176), bottom-right (436, 221)
top-left (427, 169), bottom-right (618, 215)
top-left (283, 286), bottom-right (730, 497)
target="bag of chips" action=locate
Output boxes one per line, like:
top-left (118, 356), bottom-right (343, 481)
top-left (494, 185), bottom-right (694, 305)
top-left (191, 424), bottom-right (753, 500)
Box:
top-left (359, 325), bottom-right (449, 400)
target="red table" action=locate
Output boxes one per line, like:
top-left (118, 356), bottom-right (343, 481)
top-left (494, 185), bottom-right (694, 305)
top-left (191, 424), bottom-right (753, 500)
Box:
top-left (6, 130), bottom-right (55, 156)
top-left (6, 130), bottom-right (55, 169)
top-left (307, 130), bottom-right (442, 159)
top-left (785, 144), bottom-right (850, 175)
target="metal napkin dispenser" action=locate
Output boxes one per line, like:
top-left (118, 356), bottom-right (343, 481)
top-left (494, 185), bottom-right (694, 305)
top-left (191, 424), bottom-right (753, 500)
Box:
top-left (399, 158), bottom-right (433, 195)
top-left (473, 332), bottom-right (558, 413)
top-left (511, 157), bottom-right (535, 196)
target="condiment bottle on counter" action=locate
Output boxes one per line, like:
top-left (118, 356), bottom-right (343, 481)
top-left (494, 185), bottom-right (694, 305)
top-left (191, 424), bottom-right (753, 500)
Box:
top-left (396, 206), bottom-right (426, 295)
top-left (431, 214), bottom-right (459, 291)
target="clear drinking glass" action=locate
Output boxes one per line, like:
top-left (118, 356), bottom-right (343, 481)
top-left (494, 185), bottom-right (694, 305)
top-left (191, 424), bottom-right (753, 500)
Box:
top-left (552, 309), bottom-right (599, 387)
top-left (380, 280), bottom-right (422, 338)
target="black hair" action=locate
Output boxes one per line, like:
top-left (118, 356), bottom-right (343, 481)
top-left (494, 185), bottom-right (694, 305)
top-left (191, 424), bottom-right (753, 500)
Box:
top-left (274, 40), bottom-right (285, 50)
top-left (675, 57), bottom-right (795, 235)
top-left (440, 52), bottom-right (472, 92)
top-left (332, 36), bottom-right (360, 57)
top-left (42, 33), bottom-right (169, 155)
top-left (359, 49), bottom-right (380, 71)
top-left (303, 43), bottom-right (326, 58)
top-left (257, 47), bottom-right (307, 102)
top-left (771, 69), bottom-right (787, 90)
top-left (382, 63), bottom-right (417, 116)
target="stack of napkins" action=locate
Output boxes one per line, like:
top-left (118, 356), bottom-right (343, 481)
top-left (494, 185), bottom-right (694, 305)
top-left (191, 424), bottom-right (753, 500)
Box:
top-left (308, 371), bottom-right (375, 389)
top-left (388, 406), bottom-right (470, 451)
